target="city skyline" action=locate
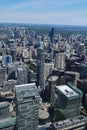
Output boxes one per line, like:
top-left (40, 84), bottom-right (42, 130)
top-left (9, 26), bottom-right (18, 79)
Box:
top-left (0, 0), bottom-right (87, 26)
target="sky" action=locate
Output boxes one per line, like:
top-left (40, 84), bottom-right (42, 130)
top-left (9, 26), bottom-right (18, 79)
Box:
top-left (0, 0), bottom-right (87, 26)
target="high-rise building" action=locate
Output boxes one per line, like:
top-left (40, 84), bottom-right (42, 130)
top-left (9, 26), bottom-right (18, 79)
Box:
top-left (0, 66), bottom-right (6, 87)
top-left (7, 63), bottom-right (16, 80)
top-left (49, 28), bottom-right (54, 44)
top-left (64, 71), bottom-right (80, 87)
top-left (15, 83), bottom-right (40, 130)
top-left (55, 53), bottom-right (66, 70)
top-left (17, 66), bottom-right (29, 85)
top-left (22, 48), bottom-right (29, 59)
top-left (54, 84), bottom-right (82, 121)
top-left (11, 49), bottom-right (16, 62)
top-left (2, 55), bottom-right (12, 66)
top-left (48, 76), bottom-right (58, 103)
top-left (44, 62), bottom-right (54, 80)
top-left (77, 43), bottom-right (84, 56)
top-left (77, 79), bottom-right (87, 107)
top-left (37, 47), bottom-right (45, 90)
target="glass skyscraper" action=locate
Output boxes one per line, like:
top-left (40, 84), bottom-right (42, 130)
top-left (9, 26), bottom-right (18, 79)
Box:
top-left (15, 83), bottom-right (40, 130)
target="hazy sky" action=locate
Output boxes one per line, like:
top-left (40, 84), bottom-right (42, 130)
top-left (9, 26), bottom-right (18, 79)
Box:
top-left (0, 0), bottom-right (87, 26)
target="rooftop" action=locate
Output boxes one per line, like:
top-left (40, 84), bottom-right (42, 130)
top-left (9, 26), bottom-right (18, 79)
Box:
top-left (56, 85), bottom-right (79, 98)
top-left (15, 83), bottom-right (36, 91)
top-left (0, 102), bottom-right (9, 109)
top-left (0, 117), bottom-right (15, 129)
top-left (39, 109), bottom-right (49, 120)
top-left (48, 76), bottom-right (58, 82)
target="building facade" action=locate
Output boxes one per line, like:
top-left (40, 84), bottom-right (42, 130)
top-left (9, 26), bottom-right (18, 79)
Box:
top-left (15, 83), bottom-right (40, 130)
top-left (55, 53), bottom-right (66, 70)
top-left (37, 47), bottom-right (45, 90)
top-left (54, 84), bottom-right (82, 120)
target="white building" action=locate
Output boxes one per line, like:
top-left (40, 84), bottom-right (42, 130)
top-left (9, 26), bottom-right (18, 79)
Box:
top-left (55, 53), bottom-right (66, 70)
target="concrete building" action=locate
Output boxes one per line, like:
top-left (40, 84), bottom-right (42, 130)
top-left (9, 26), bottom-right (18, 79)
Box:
top-left (39, 109), bottom-right (49, 125)
top-left (53, 115), bottom-right (87, 130)
top-left (48, 76), bottom-right (58, 103)
top-left (44, 62), bottom-right (54, 80)
top-left (22, 48), bottom-right (29, 59)
top-left (37, 47), bottom-right (45, 90)
top-left (3, 80), bottom-right (17, 92)
top-left (55, 53), bottom-right (66, 70)
top-left (54, 84), bottom-right (82, 120)
top-left (15, 83), bottom-right (40, 130)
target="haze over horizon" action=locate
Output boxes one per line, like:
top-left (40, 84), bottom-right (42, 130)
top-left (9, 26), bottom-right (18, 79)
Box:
top-left (0, 0), bottom-right (87, 26)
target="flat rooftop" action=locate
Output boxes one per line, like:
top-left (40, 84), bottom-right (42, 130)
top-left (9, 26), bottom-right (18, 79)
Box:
top-left (56, 85), bottom-right (79, 98)
top-left (15, 83), bottom-right (36, 91)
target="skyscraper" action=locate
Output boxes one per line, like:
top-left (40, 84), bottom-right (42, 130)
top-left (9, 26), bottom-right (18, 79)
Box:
top-left (0, 66), bottom-right (6, 87)
top-left (17, 66), bottom-right (29, 85)
top-left (15, 83), bottom-right (40, 130)
top-left (54, 84), bottom-right (82, 121)
top-left (37, 47), bottom-right (45, 90)
top-left (49, 28), bottom-right (54, 44)
top-left (55, 53), bottom-right (66, 70)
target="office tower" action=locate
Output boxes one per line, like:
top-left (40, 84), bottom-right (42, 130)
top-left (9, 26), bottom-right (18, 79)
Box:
top-left (48, 76), bottom-right (58, 103)
top-left (49, 28), bottom-right (54, 43)
top-left (55, 53), bottom-right (66, 70)
top-left (53, 115), bottom-right (87, 130)
top-left (15, 83), bottom-right (40, 130)
top-left (44, 62), bottom-right (54, 80)
top-left (7, 64), bottom-right (16, 80)
top-left (77, 43), bottom-right (84, 56)
top-left (0, 66), bottom-right (6, 87)
top-left (2, 55), bottom-right (12, 66)
top-left (11, 49), bottom-right (16, 62)
top-left (54, 84), bottom-right (82, 121)
top-left (37, 47), bottom-right (45, 90)
top-left (17, 66), bottom-right (29, 85)
top-left (29, 69), bottom-right (36, 83)
top-left (0, 102), bottom-right (15, 130)
top-left (64, 71), bottom-right (80, 87)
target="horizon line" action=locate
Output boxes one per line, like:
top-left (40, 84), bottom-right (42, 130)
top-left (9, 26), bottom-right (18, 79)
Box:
top-left (0, 22), bottom-right (87, 28)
